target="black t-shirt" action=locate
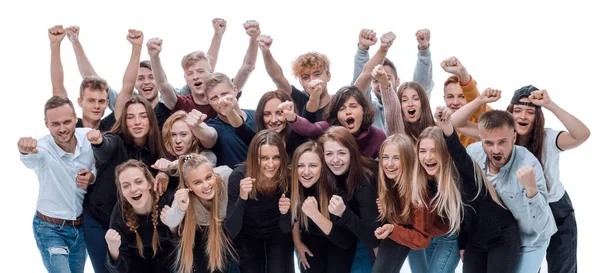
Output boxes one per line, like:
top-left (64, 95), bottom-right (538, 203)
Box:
top-left (206, 110), bottom-right (256, 168)
top-left (291, 85), bottom-right (325, 122)
top-left (76, 112), bottom-right (116, 132)
top-left (153, 102), bottom-right (171, 132)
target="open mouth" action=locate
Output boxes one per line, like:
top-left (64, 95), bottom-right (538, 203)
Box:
top-left (517, 122), bottom-right (529, 127)
top-left (385, 168), bottom-right (398, 173)
top-left (268, 122), bottom-right (283, 130)
top-left (202, 186), bottom-right (213, 195)
top-left (131, 193), bottom-right (142, 201)
top-left (407, 109), bottom-right (417, 116)
top-left (424, 162), bottom-right (437, 169)
top-left (142, 87), bottom-right (153, 92)
top-left (132, 127), bottom-right (143, 134)
top-left (345, 117), bottom-right (356, 129)
top-left (174, 146), bottom-right (184, 152)
top-left (194, 81), bottom-right (203, 88)
top-left (301, 175), bottom-right (314, 181)
top-left (492, 155), bottom-right (502, 162)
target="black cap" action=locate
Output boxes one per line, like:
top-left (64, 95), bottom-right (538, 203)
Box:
top-left (511, 85), bottom-right (541, 108)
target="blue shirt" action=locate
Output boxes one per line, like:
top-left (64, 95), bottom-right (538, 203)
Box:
top-left (20, 128), bottom-right (97, 220)
top-left (207, 109), bottom-right (256, 168)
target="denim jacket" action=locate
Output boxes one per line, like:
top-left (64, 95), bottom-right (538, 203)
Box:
top-left (466, 143), bottom-right (557, 252)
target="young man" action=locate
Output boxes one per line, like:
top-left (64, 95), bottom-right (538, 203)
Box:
top-left (352, 28), bottom-right (434, 130)
top-left (187, 72), bottom-right (256, 168)
top-left (466, 110), bottom-right (557, 273)
top-left (149, 20), bottom-right (260, 119)
top-left (19, 96), bottom-right (96, 273)
top-left (441, 56), bottom-right (492, 147)
top-left (48, 25), bottom-right (140, 131)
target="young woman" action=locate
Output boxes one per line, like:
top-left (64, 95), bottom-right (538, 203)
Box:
top-left (391, 81), bottom-right (436, 140)
top-left (289, 141), bottom-right (357, 273)
top-left (280, 85), bottom-right (386, 158)
top-left (316, 126), bottom-right (380, 271)
top-left (160, 153), bottom-right (235, 273)
top-left (225, 130), bottom-right (294, 273)
top-left (85, 96), bottom-right (166, 272)
top-left (105, 159), bottom-right (176, 273)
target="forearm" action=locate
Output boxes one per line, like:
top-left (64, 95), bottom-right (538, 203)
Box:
top-left (233, 37), bottom-right (258, 90)
top-left (207, 33), bottom-right (224, 69)
top-left (308, 213), bottom-right (333, 235)
top-left (225, 197), bottom-right (246, 239)
top-left (352, 46), bottom-right (370, 83)
top-left (149, 55), bottom-right (177, 109)
top-left (70, 41), bottom-right (97, 77)
top-left (338, 208), bottom-right (380, 248)
top-left (305, 94), bottom-right (321, 113)
top-left (413, 47), bottom-right (434, 97)
top-left (190, 124), bottom-right (218, 149)
top-left (114, 45), bottom-right (142, 119)
top-left (546, 102), bottom-right (591, 142)
top-left (292, 223), bottom-right (302, 244)
top-left (50, 43), bottom-right (67, 97)
top-left (354, 47), bottom-right (388, 94)
top-left (226, 110), bottom-right (244, 128)
top-left (451, 97), bottom-right (485, 128)
top-left (381, 85), bottom-right (404, 135)
top-left (262, 50), bottom-right (292, 93)
top-left (289, 118), bottom-right (328, 139)
top-left (162, 201), bottom-right (186, 228)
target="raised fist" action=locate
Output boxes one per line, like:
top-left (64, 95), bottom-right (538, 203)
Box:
top-left (440, 56), bottom-right (468, 79)
top-left (65, 26), bottom-right (80, 43)
top-left (279, 194), bottom-right (291, 214)
top-left (244, 20), bottom-right (261, 38)
top-left (328, 195), bottom-right (346, 217)
top-left (371, 64), bottom-right (391, 90)
top-left (358, 29), bottom-right (377, 50)
top-left (257, 35), bottom-right (273, 52)
top-left (18, 137), bottom-right (38, 154)
top-left (126, 29), bottom-right (144, 47)
top-left (212, 18), bottom-right (227, 36)
top-left (239, 177), bottom-right (255, 200)
top-left (379, 32), bottom-right (396, 51)
top-left (301, 196), bottom-right (320, 218)
top-left (516, 165), bottom-right (537, 192)
top-left (105, 229), bottom-right (122, 257)
top-left (307, 79), bottom-right (324, 97)
top-left (529, 89), bottom-right (551, 107)
top-left (218, 95), bottom-right (236, 114)
top-left (146, 38), bottom-right (163, 57)
top-left (86, 129), bottom-right (103, 145)
top-left (185, 109), bottom-right (207, 128)
top-left (48, 25), bottom-right (66, 44)
top-left (479, 88), bottom-right (502, 103)
top-left (415, 29), bottom-right (431, 50)
top-left (277, 101), bottom-right (297, 122)
top-left (174, 188), bottom-right (191, 212)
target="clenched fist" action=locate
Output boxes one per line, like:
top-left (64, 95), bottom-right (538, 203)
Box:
top-left (212, 18), bottom-right (227, 36)
top-left (371, 64), bottom-right (391, 90)
top-left (65, 26), bottom-right (80, 43)
top-left (379, 32), bottom-right (396, 51)
top-left (415, 29), bottom-right (431, 50)
top-left (528, 89), bottom-right (551, 107)
top-left (126, 29), bottom-right (144, 47)
top-left (479, 88), bottom-right (502, 103)
top-left (218, 95), bottom-right (236, 114)
top-left (174, 188), bottom-right (191, 212)
top-left (146, 38), bottom-right (163, 57)
top-left (86, 129), bottom-right (103, 145)
top-left (76, 169), bottom-right (95, 189)
top-left (358, 29), bottom-right (377, 50)
top-left (301, 196), bottom-right (320, 219)
top-left (48, 25), bottom-right (66, 45)
top-left (279, 194), bottom-right (291, 215)
top-left (18, 137), bottom-right (38, 154)
top-left (516, 165), bottom-right (538, 197)
top-left (328, 195), bottom-right (346, 217)
top-left (244, 20), bottom-right (261, 38)
top-left (239, 177), bottom-right (255, 200)
top-left (257, 35), bottom-right (273, 52)
top-left (105, 229), bottom-right (122, 260)
top-left (277, 101), bottom-right (297, 122)
top-left (185, 109), bottom-right (207, 128)
top-left (440, 56), bottom-right (469, 82)
top-left (375, 224), bottom-right (394, 239)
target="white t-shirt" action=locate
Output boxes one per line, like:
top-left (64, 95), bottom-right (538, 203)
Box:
top-left (543, 128), bottom-right (566, 203)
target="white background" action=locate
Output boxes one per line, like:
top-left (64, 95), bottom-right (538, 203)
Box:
top-left (1, 0), bottom-right (598, 272)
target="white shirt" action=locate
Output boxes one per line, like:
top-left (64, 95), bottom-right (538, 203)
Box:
top-left (543, 128), bottom-right (566, 203)
top-left (20, 128), bottom-right (96, 220)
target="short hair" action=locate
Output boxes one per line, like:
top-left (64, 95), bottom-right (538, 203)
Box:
top-left (443, 75), bottom-right (460, 89)
top-left (181, 50), bottom-right (210, 71)
top-left (44, 96), bottom-right (76, 118)
top-left (383, 58), bottom-right (398, 79)
top-left (79, 76), bottom-right (109, 98)
top-left (139, 60), bottom-right (152, 70)
top-left (204, 72), bottom-right (234, 95)
top-left (323, 85), bottom-right (375, 129)
top-left (478, 110), bottom-right (515, 132)
top-left (291, 52), bottom-right (330, 78)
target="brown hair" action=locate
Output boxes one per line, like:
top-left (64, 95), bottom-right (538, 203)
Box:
top-left (44, 96), bottom-right (76, 118)
top-left (162, 111), bottom-right (200, 160)
top-left (318, 126), bottom-right (377, 201)
top-left (114, 160), bottom-right (161, 258)
top-left (383, 58), bottom-right (398, 80)
top-left (176, 153), bottom-right (235, 273)
top-left (140, 60), bottom-right (152, 70)
top-left (181, 50), bottom-right (210, 71)
top-left (79, 75), bottom-right (109, 98)
top-left (377, 134), bottom-right (415, 224)
top-left (291, 52), bottom-right (330, 78)
top-left (478, 110), bottom-right (515, 132)
top-left (111, 96), bottom-right (165, 159)
top-left (255, 90), bottom-right (294, 132)
top-left (443, 75), bottom-right (460, 89)
top-left (323, 86), bottom-right (375, 131)
top-left (398, 81), bottom-right (436, 141)
top-left (290, 141), bottom-right (334, 230)
top-left (506, 104), bottom-right (546, 168)
top-left (203, 72), bottom-right (235, 97)
top-left (245, 130), bottom-right (289, 200)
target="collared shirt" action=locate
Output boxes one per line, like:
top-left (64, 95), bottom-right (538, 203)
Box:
top-left (466, 142), bottom-right (557, 251)
top-left (20, 128), bottom-right (97, 220)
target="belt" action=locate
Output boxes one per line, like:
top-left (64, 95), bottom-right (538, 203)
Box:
top-left (36, 211), bottom-right (83, 226)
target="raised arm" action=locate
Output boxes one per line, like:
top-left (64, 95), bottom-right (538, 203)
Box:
top-left (528, 89), bottom-right (591, 150)
top-left (147, 38), bottom-right (178, 110)
top-left (451, 88), bottom-right (502, 140)
top-left (232, 20), bottom-right (260, 91)
top-left (413, 29), bottom-right (434, 96)
top-left (186, 109), bottom-right (218, 149)
top-left (279, 101), bottom-right (328, 138)
top-left (114, 29), bottom-right (143, 120)
top-left (49, 25), bottom-right (68, 98)
top-left (354, 31), bottom-right (396, 94)
top-left (373, 64), bottom-right (404, 135)
top-left (207, 18), bottom-right (226, 70)
top-left (258, 35), bottom-right (293, 94)
top-left (351, 29), bottom-right (376, 83)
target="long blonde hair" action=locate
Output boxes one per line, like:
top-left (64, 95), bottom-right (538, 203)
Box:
top-left (176, 153), bottom-right (235, 273)
top-left (377, 134), bottom-right (415, 224)
top-left (114, 160), bottom-right (161, 258)
top-left (411, 127), bottom-right (463, 234)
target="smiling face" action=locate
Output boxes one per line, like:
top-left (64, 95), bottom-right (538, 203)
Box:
top-left (381, 143), bottom-right (401, 180)
top-left (45, 104), bottom-right (77, 146)
top-left (418, 138), bottom-right (440, 177)
top-left (118, 167), bottom-right (153, 214)
top-left (136, 67), bottom-right (158, 102)
top-left (170, 120), bottom-right (194, 156)
top-left (511, 98), bottom-right (537, 136)
top-left (125, 103), bottom-right (150, 143)
top-left (443, 82), bottom-right (467, 112)
top-left (401, 88), bottom-right (422, 123)
top-left (259, 145), bottom-right (282, 179)
top-left (263, 98), bottom-right (286, 133)
top-left (336, 96), bottom-right (364, 135)
top-left (297, 151), bottom-right (322, 188)
top-left (323, 140), bottom-right (350, 176)
top-left (186, 163), bottom-right (217, 201)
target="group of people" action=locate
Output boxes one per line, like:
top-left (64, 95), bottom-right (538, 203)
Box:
top-left (20, 18), bottom-right (589, 273)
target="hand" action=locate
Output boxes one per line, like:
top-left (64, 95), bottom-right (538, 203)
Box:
top-left (160, 205), bottom-right (170, 224)
top-left (105, 229), bottom-right (122, 255)
top-left (243, 20), bottom-right (261, 39)
top-left (307, 79), bottom-right (324, 97)
top-left (374, 223), bottom-right (394, 239)
top-left (218, 95), bottom-right (236, 114)
top-left (528, 89), bottom-right (551, 107)
top-left (440, 56), bottom-right (468, 81)
top-left (516, 165), bottom-right (537, 196)
top-left (328, 195), bottom-right (346, 217)
top-left (279, 194), bottom-right (291, 214)
top-left (301, 196), bottom-right (320, 218)
top-left (295, 241), bottom-right (313, 270)
top-left (212, 18), bottom-right (227, 36)
top-left (174, 188), bottom-right (191, 212)
top-left (371, 64), bottom-right (391, 90)
top-left (460, 250), bottom-right (465, 261)
top-left (154, 172), bottom-right (169, 196)
top-left (257, 35), bottom-right (273, 52)
top-left (277, 101), bottom-right (296, 122)
top-left (376, 198), bottom-right (382, 215)
top-left (479, 88), bottom-right (502, 103)
top-left (126, 29), bottom-right (144, 47)
top-left (48, 25), bottom-right (66, 44)
top-left (86, 129), bottom-right (103, 145)
top-left (185, 109), bottom-right (207, 128)
top-left (434, 106), bottom-right (453, 124)
top-left (17, 137), bottom-right (38, 154)
top-left (65, 25), bottom-right (80, 43)
top-left (379, 32), bottom-right (396, 51)
top-left (415, 29), bottom-right (431, 50)
top-left (239, 177), bottom-right (255, 200)
top-left (358, 29), bottom-right (377, 50)
top-left (146, 38), bottom-right (163, 57)
top-left (151, 158), bottom-right (177, 172)
top-left (76, 169), bottom-right (94, 189)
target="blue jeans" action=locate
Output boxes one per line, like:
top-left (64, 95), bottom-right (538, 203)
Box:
top-left (408, 249), bottom-right (428, 273)
top-left (33, 215), bottom-right (86, 273)
top-left (517, 243), bottom-right (549, 273)
top-left (350, 241), bottom-right (372, 273)
top-left (83, 213), bottom-right (109, 273)
top-left (425, 234), bottom-right (460, 273)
